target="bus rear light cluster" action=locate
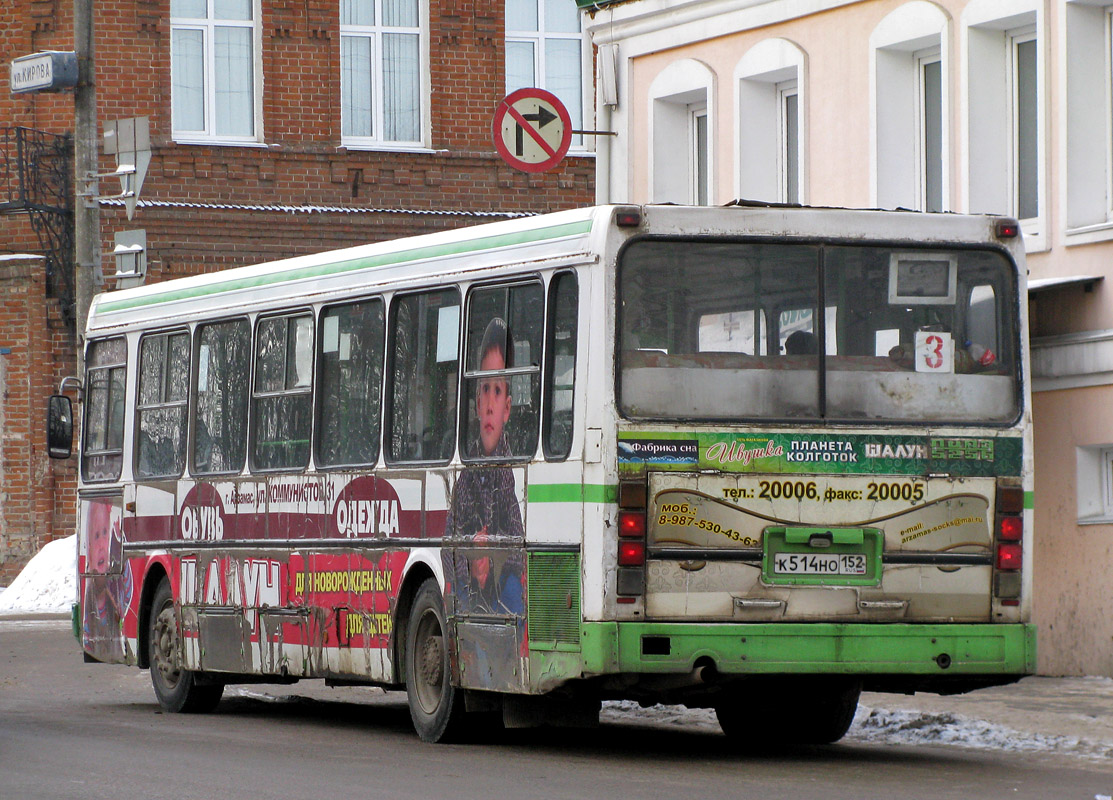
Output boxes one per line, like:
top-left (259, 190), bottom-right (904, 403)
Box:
top-left (616, 481), bottom-right (648, 602)
top-left (618, 539), bottom-right (645, 566)
top-left (994, 485), bottom-right (1024, 604)
top-left (614, 207), bottom-right (643, 228)
top-left (618, 511), bottom-right (646, 538)
top-left (996, 543), bottom-right (1022, 570)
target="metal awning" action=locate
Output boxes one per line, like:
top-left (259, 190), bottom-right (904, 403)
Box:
top-left (1027, 275), bottom-right (1103, 294)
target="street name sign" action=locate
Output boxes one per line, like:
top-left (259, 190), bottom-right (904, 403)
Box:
top-left (10, 51), bottom-right (78, 94)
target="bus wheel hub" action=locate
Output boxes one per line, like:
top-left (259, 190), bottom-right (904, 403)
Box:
top-left (421, 636), bottom-right (443, 685)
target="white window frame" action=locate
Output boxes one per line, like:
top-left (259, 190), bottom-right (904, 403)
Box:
top-left (870, 2), bottom-right (949, 213)
top-left (915, 49), bottom-right (944, 212)
top-left (505, 0), bottom-right (592, 151)
top-left (962, 1), bottom-right (1044, 248)
top-left (735, 38), bottom-right (807, 205)
top-left (648, 59), bottom-right (714, 205)
top-left (1107, 8), bottom-right (1113, 222)
top-left (170, 0), bottom-right (263, 145)
top-left (1061, 1), bottom-right (1113, 244)
top-left (690, 104), bottom-right (709, 205)
top-left (777, 80), bottom-right (799, 204)
top-left (340, 0), bottom-right (429, 150)
top-left (1077, 444), bottom-right (1113, 524)
top-left (1008, 26), bottom-right (1039, 223)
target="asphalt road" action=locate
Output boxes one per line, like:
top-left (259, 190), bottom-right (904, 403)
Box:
top-left (1, 618), bottom-right (1109, 800)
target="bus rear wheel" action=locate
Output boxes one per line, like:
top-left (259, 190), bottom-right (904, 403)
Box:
top-left (148, 578), bottom-right (223, 713)
top-left (715, 677), bottom-right (860, 745)
top-left (405, 579), bottom-right (465, 742)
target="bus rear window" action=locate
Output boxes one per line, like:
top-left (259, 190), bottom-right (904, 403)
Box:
top-left (618, 239), bottom-right (1019, 424)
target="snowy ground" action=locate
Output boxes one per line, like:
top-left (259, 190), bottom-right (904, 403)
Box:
top-left (3, 536), bottom-right (1111, 770)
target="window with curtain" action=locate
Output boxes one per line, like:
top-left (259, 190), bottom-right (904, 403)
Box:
top-left (341, 0), bottom-right (424, 146)
top-left (505, 0), bottom-right (587, 147)
top-left (170, 0), bottom-right (259, 141)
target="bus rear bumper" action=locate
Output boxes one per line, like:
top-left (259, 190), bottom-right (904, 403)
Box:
top-left (578, 621), bottom-right (1037, 678)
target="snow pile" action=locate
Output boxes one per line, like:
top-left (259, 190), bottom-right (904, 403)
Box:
top-left (0, 534), bottom-right (76, 614)
top-left (601, 700), bottom-right (1113, 761)
top-left (602, 700), bottom-right (720, 732)
top-left (850, 705), bottom-right (1113, 761)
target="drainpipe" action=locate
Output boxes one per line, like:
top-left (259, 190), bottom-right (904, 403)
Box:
top-left (73, 0), bottom-right (98, 376)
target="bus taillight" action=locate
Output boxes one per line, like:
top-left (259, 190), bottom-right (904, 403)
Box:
top-left (996, 543), bottom-right (1022, 570)
top-left (618, 511), bottom-right (646, 538)
top-left (994, 484), bottom-right (1024, 603)
top-left (618, 540), bottom-right (645, 566)
top-left (614, 206), bottom-right (643, 227)
top-left (617, 481), bottom-right (647, 602)
top-left (998, 515), bottom-right (1022, 541)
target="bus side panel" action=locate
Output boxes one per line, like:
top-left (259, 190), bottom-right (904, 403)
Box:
top-left (79, 493), bottom-right (142, 666)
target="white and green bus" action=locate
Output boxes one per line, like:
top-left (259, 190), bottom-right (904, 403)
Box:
top-left (50, 203), bottom-right (1034, 743)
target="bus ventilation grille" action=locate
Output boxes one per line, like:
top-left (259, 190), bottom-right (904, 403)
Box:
top-left (527, 552), bottom-right (581, 648)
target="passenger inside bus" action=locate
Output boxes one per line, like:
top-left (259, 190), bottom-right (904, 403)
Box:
top-left (783, 330), bottom-right (817, 355)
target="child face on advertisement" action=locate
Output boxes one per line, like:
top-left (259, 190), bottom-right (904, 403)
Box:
top-left (477, 346), bottom-right (511, 456)
top-left (87, 502), bottom-right (116, 573)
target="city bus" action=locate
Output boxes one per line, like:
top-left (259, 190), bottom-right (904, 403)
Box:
top-left (48, 203), bottom-right (1035, 744)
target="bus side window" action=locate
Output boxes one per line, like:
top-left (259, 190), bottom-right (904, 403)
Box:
top-left (192, 319), bottom-right (250, 476)
top-left (387, 288), bottom-right (460, 463)
top-left (317, 298), bottom-right (384, 468)
top-left (136, 331), bottom-right (190, 479)
top-left (462, 281), bottom-right (543, 461)
top-left (698, 308), bottom-right (766, 355)
top-left (82, 337), bottom-right (128, 483)
top-left (544, 272), bottom-right (578, 459)
top-left (967, 284), bottom-right (998, 356)
top-left (251, 314), bottom-right (313, 472)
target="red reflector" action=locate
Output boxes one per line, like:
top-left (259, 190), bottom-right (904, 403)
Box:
top-left (618, 540), bottom-right (645, 566)
top-left (616, 597), bottom-right (637, 604)
top-left (997, 486), bottom-right (1025, 513)
top-left (998, 515), bottom-right (1023, 541)
top-left (615, 207), bottom-right (642, 227)
top-left (618, 511), bottom-right (646, 538)
top-left (996, 542), bottom-right (1022, 570)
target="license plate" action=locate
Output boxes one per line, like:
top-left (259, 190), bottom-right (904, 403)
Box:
top-left (772, 552), bottom-right (867, 576)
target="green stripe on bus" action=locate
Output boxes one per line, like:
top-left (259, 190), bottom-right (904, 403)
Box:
top-left (1024, 491), bottom-right (1034, 509)
top-left (95, 218), bottom-right (595, 315)
top-left (528, 483), bottom-right (618, 504)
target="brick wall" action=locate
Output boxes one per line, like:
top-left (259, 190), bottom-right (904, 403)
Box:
top-left (0, 0), bottom-right (594, 578)
top-left (0, 256), bottom-right (77, 585)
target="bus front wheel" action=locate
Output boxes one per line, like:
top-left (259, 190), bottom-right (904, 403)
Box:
top-left (405, 579), bottom-right (464, 742)
top-left (148, 578), bottom-right (223, 713)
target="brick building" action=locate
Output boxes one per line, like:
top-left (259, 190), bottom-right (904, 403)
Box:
top-left (0, 0), bottom-right (595, 582)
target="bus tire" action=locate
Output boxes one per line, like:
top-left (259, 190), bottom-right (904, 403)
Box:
top-left (148, 578), bottom-right (223, 714)
top-left (405, 579), bottom-right (464, 743)
top-left (715, 678), bottom-right (860, 745)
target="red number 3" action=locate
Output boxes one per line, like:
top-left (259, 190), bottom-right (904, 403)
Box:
top-left (924, 334), bottom-right (943, 369)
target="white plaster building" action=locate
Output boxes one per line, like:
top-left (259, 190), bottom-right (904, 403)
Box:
top-left (579, 0), bottom-right (1113, 676)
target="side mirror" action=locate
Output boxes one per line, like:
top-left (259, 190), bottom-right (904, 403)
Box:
top-left (47, 395), bottom-right (73, 459)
